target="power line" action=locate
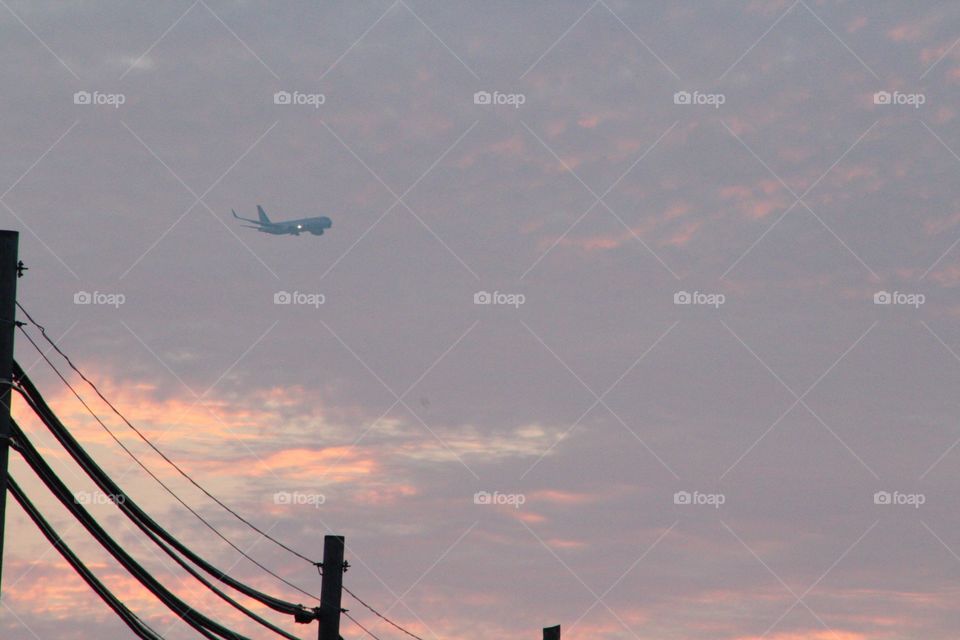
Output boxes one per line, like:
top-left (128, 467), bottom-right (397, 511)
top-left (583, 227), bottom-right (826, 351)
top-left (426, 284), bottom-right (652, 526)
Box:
top-left (17, 303), bottom-right (432, 640)
top-left (13, 363), bottom-right (312, 636)
top-left (7, 474), bottom-right (167, 640)
top-left (316, 559), bottom-right (427, 640)
top-left (15, 325), bottom-right (322, 603)
top-left (342, 585), bottom-right (427, 640)
top-left (11, 420), bottom-right (247, 640)
top-left (344, 610), bottom-right (385, 640)
top-left (16, 301), bottom-right (319, 567)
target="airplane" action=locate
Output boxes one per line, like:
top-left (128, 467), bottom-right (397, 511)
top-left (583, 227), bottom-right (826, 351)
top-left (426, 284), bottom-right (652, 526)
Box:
top-left (232, 205), bottom-right (332, 236)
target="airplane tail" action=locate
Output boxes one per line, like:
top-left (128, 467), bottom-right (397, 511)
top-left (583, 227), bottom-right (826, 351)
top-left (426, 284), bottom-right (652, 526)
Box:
top-left (257, 205), bottom-right (271, 224)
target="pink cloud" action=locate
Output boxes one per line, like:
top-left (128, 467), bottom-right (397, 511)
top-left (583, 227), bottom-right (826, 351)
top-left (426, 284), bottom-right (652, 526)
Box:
top-left (719, 180), bottom-right (790, 220)
top-left (515, 510), bottom-right (547, 524)
top-left (237, 446), bottom-right (377, 481)
top-left (577, 115), bottom-right (600, 129)
top-left (660, 220), bottom-right (702, 247)
top-left (529, 489), bottom-right (596, 505)
top-left (543, 119), bottom-right (567, 138)
top-left (847, 15), bottom-right (868, 33)
top-left (733, 632), bottom-right (866, 640)
top-left (545, 537), bottom-right (587, 550)
top-left (887, 12), bottom-right (944, 44)
top-left (923, 211), bottom-right (960, 235)
top-left (929, 263), bottom-right (960, 287)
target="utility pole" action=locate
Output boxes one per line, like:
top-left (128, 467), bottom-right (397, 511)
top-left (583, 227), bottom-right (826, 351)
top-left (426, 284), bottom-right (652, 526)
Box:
top-left (543, 624), bottom-right (560, 640)
top-left (0, 230), bottom-right (19, 602)
top-left (319, 535), bottom-right (345, 640)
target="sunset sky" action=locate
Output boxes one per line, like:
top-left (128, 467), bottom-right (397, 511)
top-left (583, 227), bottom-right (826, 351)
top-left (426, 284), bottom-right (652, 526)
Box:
top-left (3, 1), bottom-right (960, 638)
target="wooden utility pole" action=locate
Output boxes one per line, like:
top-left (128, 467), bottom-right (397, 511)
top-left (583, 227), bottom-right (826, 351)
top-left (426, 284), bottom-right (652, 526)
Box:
top-left (0, 230), bottom-right (19, 601)
top-left (319, 535), bottom-right (345, 640)
top-left (543, 624), bottom-right (561, 640)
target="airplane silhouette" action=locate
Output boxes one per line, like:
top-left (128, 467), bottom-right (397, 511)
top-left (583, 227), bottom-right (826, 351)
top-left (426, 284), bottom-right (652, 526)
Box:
top-left (232, 205), bottom-right (332, 236)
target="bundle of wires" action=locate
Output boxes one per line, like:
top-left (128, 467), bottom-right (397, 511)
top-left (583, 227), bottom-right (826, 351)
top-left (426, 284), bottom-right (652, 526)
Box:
top-left (14, 362), bottom-right (316, 628)
top-left (11, 303), bottom-right (431, 640)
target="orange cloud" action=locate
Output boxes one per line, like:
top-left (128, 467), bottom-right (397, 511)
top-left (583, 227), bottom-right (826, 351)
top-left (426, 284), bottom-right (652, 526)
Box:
top-left (887, 12), bottom-right (946, 44)
top-left (544, 537), bottom-right (587, 550)
top-left (719, 180), bottom-right (790, 220)
top-left (514, 510), bottom-right (547, 524)
top-left (12, 373), bottom-right (328, 450)
top-left (546, 200), bottom-right (701, 253)
top-left (225, 446), bottom-right (377, 483)
top-left (923, 211), bottom-right (960, 236)
top-left (846, 15), bottom-right (868, 33)
top-left (577, 115), bottom-right (600, 129)
top-left (529, 489), bottom-right (595, 505)
top-left (661, 220), bottom-right (702, 247)
top-left (733, 632), bottom-right (866, 640)
top-left (929, 264), bottom-right (960, 287)
top-left (543, 118), bottom-right (567, 138)
top-left (352, 483), bottom-right (418, 506)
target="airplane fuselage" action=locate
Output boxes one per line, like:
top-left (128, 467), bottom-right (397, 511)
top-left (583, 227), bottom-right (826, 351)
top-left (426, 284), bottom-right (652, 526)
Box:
top-left (232, 206), bottom-right (332, 236)
top-left (256, 217), bottom-right (333, 236)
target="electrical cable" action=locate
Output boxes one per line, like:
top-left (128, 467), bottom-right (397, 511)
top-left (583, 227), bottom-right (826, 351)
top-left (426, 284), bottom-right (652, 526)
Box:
top-left (11, 419), bottom-right (252, 640)
top-left (14, 326), bottom-right (322, 603)
top-left (342, 586), bottom-right (426, 640)
top-left (16, 304), bottom-right (431, 640)
top-left (7, 474), bottom-right (166, 640)
top-left (13, 363), bottom-right (316, 632)
top-left (344, 610), bottom-right (385, 640)
top-left (16, 301), bottom-right (318, 566)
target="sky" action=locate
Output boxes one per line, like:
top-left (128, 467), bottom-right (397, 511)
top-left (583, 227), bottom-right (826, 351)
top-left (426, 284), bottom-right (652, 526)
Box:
top-left (2, 1), bottom-right (960, 638)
